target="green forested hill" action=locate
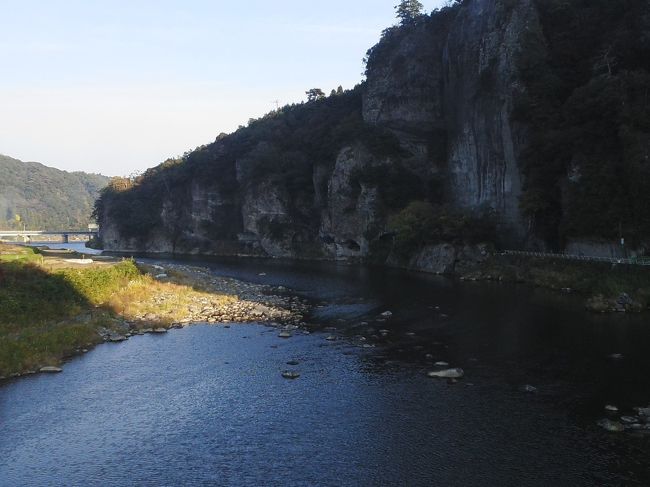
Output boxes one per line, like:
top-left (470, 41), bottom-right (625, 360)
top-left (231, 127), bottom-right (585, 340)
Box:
top-left (0, 154), bottom-right (109, 230)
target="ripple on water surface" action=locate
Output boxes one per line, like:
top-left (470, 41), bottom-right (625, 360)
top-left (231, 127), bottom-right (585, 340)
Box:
top-left (0, 323), bottom-right (636, 486)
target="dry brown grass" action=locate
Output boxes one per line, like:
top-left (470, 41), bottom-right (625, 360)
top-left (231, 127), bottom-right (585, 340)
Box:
top-left (105, 274), bottom-right (236, 326)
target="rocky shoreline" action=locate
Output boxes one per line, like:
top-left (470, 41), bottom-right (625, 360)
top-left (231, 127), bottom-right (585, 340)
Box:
top-left (0, 261), bottom-right (312, 381)
top-left (94, 262), bottom-right (313, 350)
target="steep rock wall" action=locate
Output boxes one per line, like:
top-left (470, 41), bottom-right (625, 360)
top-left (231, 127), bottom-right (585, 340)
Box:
top-left (99, 0), bottom-right (556, 272)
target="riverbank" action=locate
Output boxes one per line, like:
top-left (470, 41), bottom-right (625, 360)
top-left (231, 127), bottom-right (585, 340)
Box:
top-left (104, 244), bottom-right (650, 314)
top-left (463, 253), bottom-right (650, 313)
top-left (0, 244), bottom-right (309, 379)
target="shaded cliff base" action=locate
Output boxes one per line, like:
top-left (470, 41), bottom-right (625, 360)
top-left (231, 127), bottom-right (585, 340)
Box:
top-left (103, 236), bottom-right (650, 315)
top-left (453, 254), bottom-right (650, 313)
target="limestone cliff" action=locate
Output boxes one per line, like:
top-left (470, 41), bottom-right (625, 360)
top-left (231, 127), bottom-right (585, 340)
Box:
top-left (97, 0), bottom-right (650, 269)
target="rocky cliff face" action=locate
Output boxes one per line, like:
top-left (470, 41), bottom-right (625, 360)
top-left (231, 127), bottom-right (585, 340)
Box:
top-left (99, 0), bottom-right (648, 271)
top-left (363, 0), bottom-right (539, 242)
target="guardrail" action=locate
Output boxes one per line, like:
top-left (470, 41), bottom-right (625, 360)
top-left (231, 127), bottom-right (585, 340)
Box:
top-left (500, 250), bottom-right (650, 266)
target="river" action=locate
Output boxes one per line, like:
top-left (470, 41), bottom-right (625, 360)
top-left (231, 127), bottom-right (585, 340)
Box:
top-left (1, 252), bottom-right (649, 486)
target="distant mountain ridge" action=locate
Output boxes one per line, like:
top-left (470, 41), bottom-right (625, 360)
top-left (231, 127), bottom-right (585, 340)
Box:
top-left (0, 154), bottom-right (109, 231)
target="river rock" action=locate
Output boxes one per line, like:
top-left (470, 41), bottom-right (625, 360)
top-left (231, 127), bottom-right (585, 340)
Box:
top-left (635, 406), bottom-right (650, 417)
top-left (108, 334), bottom-right (127, 342)
top-left (281, 371), bottom-right (300, 379)
top-left (325, 335), bottom-right (337, 341)
top-left (604, 404), bottom-right (619, 412)
top-left (278, 331), bottom-right (292, 338)
top-left (380, 311), bottom-right (393, 318)
top-left (427, 368), bottom-right (464, 379)
top-left (519, 385), bottom-right (538, 393)
top-left (286, 360), bottom-right (300, 366)
top-left (152, 328), bottom-right (167, 333)
top-left (434, 361), bottom-right (449, 367)
top-left (40, 366), bottom-right (62, 373)
top-left (597, 418), bottom-right (625, 432)
top-left (621, 416), bottom-right (638, 424)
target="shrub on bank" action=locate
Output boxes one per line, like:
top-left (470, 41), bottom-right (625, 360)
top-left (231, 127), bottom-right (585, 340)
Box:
top-left (388, 201), bottom-right (497, 256)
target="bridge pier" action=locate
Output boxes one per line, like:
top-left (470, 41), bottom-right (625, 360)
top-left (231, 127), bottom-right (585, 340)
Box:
top-left (63, 234), bottom-right (69, 243)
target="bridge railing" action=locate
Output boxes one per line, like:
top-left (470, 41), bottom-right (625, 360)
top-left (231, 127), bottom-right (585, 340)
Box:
top-left (500, 250), bottom-right (650, 266)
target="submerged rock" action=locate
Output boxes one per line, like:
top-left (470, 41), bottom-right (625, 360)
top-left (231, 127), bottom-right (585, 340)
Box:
top-left (286, 360), bottom-right (299, 366)
top-left (325, 335), bottom-right (337, 341)
top-left (597, 418), bottom-right (625, 432)
top-left (519, 385), bottom-right (538, 393)
top-left (281, 371), bottom-right (300, 379)
top-left (427, 368), bottom-right (464, 379)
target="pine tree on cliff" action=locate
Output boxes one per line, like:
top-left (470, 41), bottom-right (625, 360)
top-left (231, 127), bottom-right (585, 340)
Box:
top-left (395, 0), bottom-right (424, 25)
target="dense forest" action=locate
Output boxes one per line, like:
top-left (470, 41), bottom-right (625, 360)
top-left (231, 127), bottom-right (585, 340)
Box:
top-left (516, 0), bottom-right (650, 246)
top-left (0, 154), bottom-right (108, 231)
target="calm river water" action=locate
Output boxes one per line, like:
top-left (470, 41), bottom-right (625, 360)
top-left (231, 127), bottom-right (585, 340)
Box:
top-left (1, 252), bottom-right (649, 486)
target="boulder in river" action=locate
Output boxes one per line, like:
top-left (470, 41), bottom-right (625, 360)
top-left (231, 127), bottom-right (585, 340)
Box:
top-left (152, 328), bottom-right (167, 334)
top-left (427, 368), bottom-right (464, 379)
top-left (434, 361), bottom-right (449, 367)
top-left (325, 335), bottom-right (337, 341)
top-left (278, 331), bottom-right (292, 338)
top-left (380, 311), bottom-right (393, 318)
top-left (604, 404), bottom-right (619, 413)
top-left (39, 366), bottom-right (62, 373)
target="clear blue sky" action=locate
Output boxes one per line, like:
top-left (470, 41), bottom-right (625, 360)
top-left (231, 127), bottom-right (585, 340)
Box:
top-left (0, 0), bottom-right (447, 176)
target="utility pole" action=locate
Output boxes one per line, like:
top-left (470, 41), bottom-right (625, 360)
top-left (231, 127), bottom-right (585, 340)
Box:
top-left (619, 220), bottom-right (626, 258)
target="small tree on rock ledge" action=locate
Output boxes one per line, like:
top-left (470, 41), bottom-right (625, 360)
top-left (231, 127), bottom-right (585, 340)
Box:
top-left (395, 0), bottom-right (424, 25)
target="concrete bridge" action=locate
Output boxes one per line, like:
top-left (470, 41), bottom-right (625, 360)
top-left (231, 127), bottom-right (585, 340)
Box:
top-left (0, 230), bottom-right (97, 243)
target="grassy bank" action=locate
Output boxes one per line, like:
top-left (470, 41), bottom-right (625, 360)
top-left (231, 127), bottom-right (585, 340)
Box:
top-left (469, 254), bottom-right (650, 312)
top-left (0, 244), bottom-right (233, 377)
